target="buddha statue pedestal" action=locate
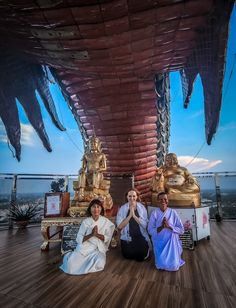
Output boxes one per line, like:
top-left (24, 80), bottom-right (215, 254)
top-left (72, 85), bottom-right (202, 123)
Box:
top-left (69, 184), bottom-right (113, 217)
top-left (166, 193), bottom-right (200, 207)
top-left (152, 191), bottom-right (201, 207)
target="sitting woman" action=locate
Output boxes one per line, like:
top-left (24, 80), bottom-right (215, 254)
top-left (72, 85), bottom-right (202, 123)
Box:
top-left (60, 199), bottom-right (115, 275)
top-left (116, 189), bottom-right (150, 261)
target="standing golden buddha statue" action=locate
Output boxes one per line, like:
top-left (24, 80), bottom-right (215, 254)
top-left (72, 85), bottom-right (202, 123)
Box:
top-left (68, 134), bottom-right (113, 217)
top-left (78, 135), bottom-right (106, 197)
top-left (150, 153), bottom-right (201, 207)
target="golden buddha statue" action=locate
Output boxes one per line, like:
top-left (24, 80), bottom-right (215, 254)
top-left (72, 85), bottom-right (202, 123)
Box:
top-left (69, 134), bottom-right (113, 217)
top-left (78, 135), bottom-right (106, 197)
top-left (151, 153), bottom-right (201, 207)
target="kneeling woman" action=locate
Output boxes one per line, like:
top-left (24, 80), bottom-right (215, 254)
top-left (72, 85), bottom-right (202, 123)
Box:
top-left (116, 189), bottom-right (150, 261)
top-left (60, 199), bottom-right (115, 275)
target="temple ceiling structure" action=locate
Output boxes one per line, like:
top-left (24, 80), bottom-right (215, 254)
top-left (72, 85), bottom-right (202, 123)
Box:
top-left (0, 0), bottom-right (234, 200)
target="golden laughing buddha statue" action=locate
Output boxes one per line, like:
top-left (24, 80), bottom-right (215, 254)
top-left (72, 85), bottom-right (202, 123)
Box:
top-left (150, 153), bottom-right (201, 207)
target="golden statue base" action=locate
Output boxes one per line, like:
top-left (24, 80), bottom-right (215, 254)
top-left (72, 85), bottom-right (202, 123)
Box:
top-left (68, 184), bottom-right (113, 217)
top-left (67, 206), bottom-right (88, 217)
top-left (152, 192), bottom-right (201, 207)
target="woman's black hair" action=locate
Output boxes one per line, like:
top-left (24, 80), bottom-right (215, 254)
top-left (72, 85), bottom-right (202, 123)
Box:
top-left (86, 198), bottom-right (105, 216)
top-left (157, 191), bottom-right (168, 199)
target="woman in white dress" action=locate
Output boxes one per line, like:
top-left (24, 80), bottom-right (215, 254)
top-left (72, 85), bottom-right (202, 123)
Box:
top-left (60, 199), bottom-right (115, 275)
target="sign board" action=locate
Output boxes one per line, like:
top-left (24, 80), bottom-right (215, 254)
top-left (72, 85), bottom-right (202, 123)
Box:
top-left (179, 229), bottom-right (194, 250)
top-left (61, 224), bottom-right (81, 254)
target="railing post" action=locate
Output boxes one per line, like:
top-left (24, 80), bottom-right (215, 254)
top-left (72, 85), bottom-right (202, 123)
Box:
top-left (214, 173), bottom-right (223, 222)
top-left (64, 175), bottom-right (69, 192)
top-left (9, 175), bottom-right (17, 229)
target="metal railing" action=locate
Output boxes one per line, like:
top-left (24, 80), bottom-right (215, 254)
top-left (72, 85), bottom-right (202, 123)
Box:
top-left (0, 172), bottom-right (236, 228)
top-left (0, 173), bottom-right (77, 229)
top-left (193, 172), bottom-right (236, 221)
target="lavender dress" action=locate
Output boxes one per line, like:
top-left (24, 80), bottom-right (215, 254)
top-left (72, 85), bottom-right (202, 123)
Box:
top-left (148, 207), bottom-right (185, 271)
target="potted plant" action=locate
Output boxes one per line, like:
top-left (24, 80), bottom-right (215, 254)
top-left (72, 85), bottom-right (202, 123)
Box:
top-left (8, 203), bottom-right (40, 228)
top-left (50, 178), bottom-right (65, 193)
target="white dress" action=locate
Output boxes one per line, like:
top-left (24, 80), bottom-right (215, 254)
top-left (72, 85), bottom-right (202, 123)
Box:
top-left (60, 216), bottom-right (115, 275)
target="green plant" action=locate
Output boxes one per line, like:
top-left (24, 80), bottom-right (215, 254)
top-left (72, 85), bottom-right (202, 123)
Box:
top-left (50, 178), bottom-right (65, 192)
top-left (8, 203), bottom-right (40, 222)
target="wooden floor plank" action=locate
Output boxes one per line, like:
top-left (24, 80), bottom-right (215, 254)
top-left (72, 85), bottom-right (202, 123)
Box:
top-left (0, 222), bottom-right (236, 308)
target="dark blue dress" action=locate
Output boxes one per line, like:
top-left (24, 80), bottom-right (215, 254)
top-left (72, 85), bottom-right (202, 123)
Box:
top-left (120, 209), bottom-right (149, 261)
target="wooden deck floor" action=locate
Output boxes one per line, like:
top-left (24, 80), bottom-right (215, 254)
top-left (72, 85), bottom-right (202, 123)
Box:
top-left (0, 222), bottom-right (235, 308)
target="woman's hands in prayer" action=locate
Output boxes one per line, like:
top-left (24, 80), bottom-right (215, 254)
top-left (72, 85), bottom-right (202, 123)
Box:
top-left (92, 225), bottom-right (98, 235)
top-left (130, 204), bottom-right (141, 225)
top-left (163, 217), bottom-right (172, 229)
top-left (92, 225), bottom-right (105, 241)
top-left (157, 217), bottom-right (172, 233)
top-left (117, 202), bottom-right (140, 230)
top-left (83, 225), bottom-right (105, 242)
top-left (128, 203), bottom-right (135, 217)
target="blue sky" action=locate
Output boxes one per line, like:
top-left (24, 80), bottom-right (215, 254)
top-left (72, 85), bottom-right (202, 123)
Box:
top-left (0, 6), bottom-right (235, 175)
top-left (169, 6), bottom-right (236, 172)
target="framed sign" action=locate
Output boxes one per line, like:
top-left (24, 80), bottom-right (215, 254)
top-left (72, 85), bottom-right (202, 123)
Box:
top-left (61, 224), bottom-right (81, 254)
top-left (44, 192), bottom-right (70, 217)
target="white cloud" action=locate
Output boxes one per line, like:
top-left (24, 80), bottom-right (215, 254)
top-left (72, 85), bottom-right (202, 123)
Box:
top-left (188, 110), bottom-right (203, 119)
top-left (0, 134), bottom-right (7, 143)
top-left (0, 121), bottom-right (7, 143)
top-left (178, 156), bottom-right (222, 172)
top-left (218, 122), bottom-right (236, 132)
top-left (21, 123), bottom-right (35, 147)
top-left (0, 120), bottom-right (35, 147)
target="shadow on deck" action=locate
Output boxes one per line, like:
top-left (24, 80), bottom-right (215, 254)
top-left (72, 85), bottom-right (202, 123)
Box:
top-left (0, 222), bottom-right (235, 308)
